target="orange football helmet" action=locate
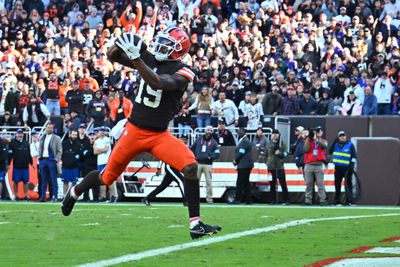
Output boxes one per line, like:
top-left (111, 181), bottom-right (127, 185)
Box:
top-left (153, 27), bottom-right (190, 61)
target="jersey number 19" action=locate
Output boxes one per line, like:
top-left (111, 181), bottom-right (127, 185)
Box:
top-left (135, 80), bottom-right (163, 108)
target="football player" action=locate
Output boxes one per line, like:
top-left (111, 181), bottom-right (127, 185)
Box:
top-left (62, 27), bottom-right (221, 239)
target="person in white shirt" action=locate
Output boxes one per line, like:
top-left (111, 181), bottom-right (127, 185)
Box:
top-left (93, 126), bottom-right (117, 202)
top-left (335, 7), bottom-right (351, 26)
top-left (344, 78), bottom-right (364, 104)
top-left (374, 72), bottom-right (394, 115)
top-left (213, 91), bottom-right (239, 134)
top-left (23, 95), bottom-right (51, 128)
top-left (243, 92), bottom-right (264, 132)
top-left (176, 0), bottom-right (202, 20)
top-left (30, 130), bottom-right (41, 198)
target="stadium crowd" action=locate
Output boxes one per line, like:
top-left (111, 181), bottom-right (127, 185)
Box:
top-left (0, 0), bottom-right (399, 201)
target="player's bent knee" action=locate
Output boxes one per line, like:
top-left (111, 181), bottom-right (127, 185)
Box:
top-left (182, 163), bottom-right (198, 180)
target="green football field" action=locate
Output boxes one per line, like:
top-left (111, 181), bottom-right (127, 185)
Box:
top-left (0, 202), bottom-right (399, 267)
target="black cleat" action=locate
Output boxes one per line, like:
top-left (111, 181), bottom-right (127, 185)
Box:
top-left (61, 186), bottom-right (77, 216)
top-left (142, 198), bottom-right (151, 206)
top-left (190, 221), bottom-right (222, 240)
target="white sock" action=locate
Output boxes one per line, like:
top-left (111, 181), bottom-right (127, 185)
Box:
top-left (189, 217), bottom-right (201, 229)
top-left (70, 186), bottom-right (78, 200)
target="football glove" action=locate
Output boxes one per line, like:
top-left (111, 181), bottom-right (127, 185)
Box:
top-left (115, 32), bottom-right (143, 60)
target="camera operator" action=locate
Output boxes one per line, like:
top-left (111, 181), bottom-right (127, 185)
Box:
top-left (303, 126), bottom-right (328, 206)
top-left (266, 129), bottom-right (289, 205)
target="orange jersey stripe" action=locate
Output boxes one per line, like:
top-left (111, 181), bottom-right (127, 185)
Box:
top-left (176, 68), bottom-right (195, 81)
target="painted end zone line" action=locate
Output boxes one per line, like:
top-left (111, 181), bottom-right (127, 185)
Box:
top-left (78, 213), bottom-right (400, 267)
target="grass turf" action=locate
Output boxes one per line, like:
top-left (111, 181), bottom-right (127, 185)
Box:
top-left (0, 203), bottom-right (399, 266)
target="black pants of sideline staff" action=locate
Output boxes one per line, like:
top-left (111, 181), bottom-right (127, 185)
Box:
top-left (334, 167), bottom-right (353, 204)
top-left (147, 166), bottom-right (185, 202)
top-left (269, 168), bottom-right (289, 204)
top-left (235, 168), bottom-right (253, 204)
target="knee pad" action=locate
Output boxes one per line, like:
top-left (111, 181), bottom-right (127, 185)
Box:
top-left (182, 163), bottom-right (198, 180)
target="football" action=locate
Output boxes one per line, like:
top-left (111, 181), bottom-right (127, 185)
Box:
top-left (107, 33), bottom-right (147, 64)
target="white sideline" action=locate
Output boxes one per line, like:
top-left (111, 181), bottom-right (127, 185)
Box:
top-left (78, 213), bottom-right (400, 267)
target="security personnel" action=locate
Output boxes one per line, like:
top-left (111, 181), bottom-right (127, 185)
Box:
top-left (266, 129), bottom-right (289, 205)
top-left (329, 131), bottom-right (357, 205)
top-left (61, 129), bottom-right (82, 197)
top-left (8, 129), bottom-right (32, 201)
top-left (233, 127), bottom-right (254, 204)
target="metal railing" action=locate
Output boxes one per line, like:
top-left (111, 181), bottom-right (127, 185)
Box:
top-left (0, 126), bottom-right (32, 143)
top-left (32, 120), bottom-right (50, 139)
top-left (193, 127), bottom-right (273, 144)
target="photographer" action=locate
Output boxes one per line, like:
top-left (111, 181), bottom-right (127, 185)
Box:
top-left (266, 129), bottom-right (289, 205)
top-left (303, 126), bottom-right (328, 206)
top-left (329, 131), bottom-right (357, 206)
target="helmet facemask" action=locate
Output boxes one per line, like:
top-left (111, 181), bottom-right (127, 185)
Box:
top-left (153, 33), bottom-right (182, 61)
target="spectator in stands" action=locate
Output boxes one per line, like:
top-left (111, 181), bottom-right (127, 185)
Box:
top-left (8, 129), bottom-right (32, 201)
top-left (81, 80), bottom-right (94, 118)
top-left (61, 129), bottom-right (81, 197)
top-left (339, 91), bottom-right (363, 116)
top-left (45, 72), bottom-right (61, 116)
top-left (86, 90), bottom-right (110, 128)
top-left (281, 87), bottom-right (300, 115)
top-left (23, 95), bottom-right (50, 129)
top-left (176, 92), bottom-right (192, 137)
top-left (213, 91), bottom-right (239, 133)
top-left (317, 90), bottom-right (335, 115)
top-left (0, 81), bottom-right (18, 115)
top-left (213, 117), bottom-right (236, 146)
top-left (266, 129), bottom-right (289, 205)
top-left (262, 84), bottom-right (282, 115)
top-left (0, 137), bottom-right (7, 200)
top-left (191, 125), bottom-right (220, 204)
top-left (374, 72), bottom-right (394, 115)
top-left (68, 111), bottom-right (82, 130)
top-left (303, 126), bottom-right (328, 206)
top-left (233, 127), bottom-right (253, 205)
top-left (66, 80), bottom-right (84, 115)
top-left (109, 88), bottom-right (133, 126)
top-left (38, 123), bottom-right (62, 202)
top-left (363, 85), bottom-right (378, 115)
top-left (238, 91), bottom-right (251, 115)
top-left (176, 0), bottom-right (202, 19)
top-left (58, 78), bottom-right (71, 115)
top-left (393, 97), bottom-right (400, 115)
top-left (0, 111), bottom-right (15, 129)
top-left (188, 86), bottom-right (214, 128)
top-left (243, 92), bottom-right (264, 132)
top-left (300, 89), bottom-right (318, 115)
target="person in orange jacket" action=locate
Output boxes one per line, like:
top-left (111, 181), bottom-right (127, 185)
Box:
top-left (119, 1), bottom-right (142, 32)
top-left (109, 88), bottom-right (133, 125)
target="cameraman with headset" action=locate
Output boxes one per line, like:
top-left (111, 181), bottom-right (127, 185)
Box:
top-left (266, 129), bottom-right (290, 205)
top-left (303, 126), bottom-right (329, 206)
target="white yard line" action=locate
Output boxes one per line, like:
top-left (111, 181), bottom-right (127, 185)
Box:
top-left (78, 213), bottom-right (400, 267)
top-left (0, 222), bottom-right (10, 225)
